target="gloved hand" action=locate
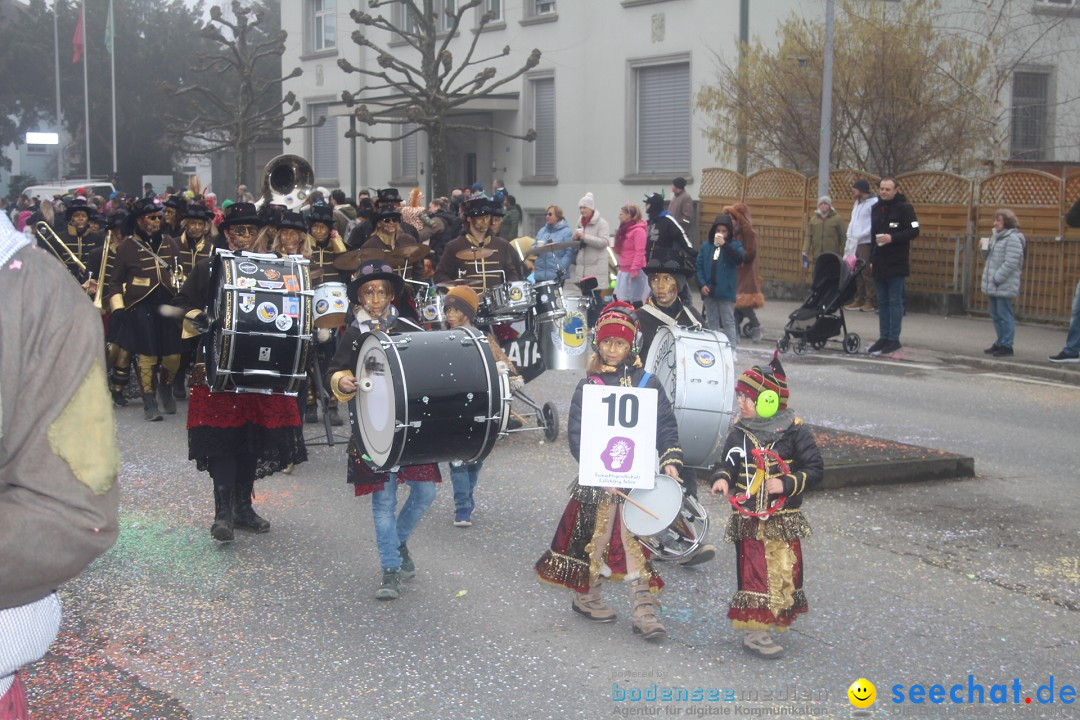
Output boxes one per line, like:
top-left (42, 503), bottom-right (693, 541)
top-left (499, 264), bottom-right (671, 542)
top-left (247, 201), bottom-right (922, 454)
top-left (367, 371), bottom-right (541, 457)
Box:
top-left (496, 360), bottom-right (510, 376)
top-left (509, 375), bottom-right (525, 393)
top-left (316, 327), bottom-right (333, 343)
top-left (191, 310), bottom-right (210, 334)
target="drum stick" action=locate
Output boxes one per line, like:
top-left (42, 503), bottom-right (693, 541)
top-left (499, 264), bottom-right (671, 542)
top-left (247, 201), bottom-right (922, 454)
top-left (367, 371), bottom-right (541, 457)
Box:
top-left (611, 489), bottom-right (660, 520)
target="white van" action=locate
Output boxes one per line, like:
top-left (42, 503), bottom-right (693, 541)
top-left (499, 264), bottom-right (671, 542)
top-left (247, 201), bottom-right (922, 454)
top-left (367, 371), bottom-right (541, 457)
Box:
top-left (21, 180), bottom-right (116, 201)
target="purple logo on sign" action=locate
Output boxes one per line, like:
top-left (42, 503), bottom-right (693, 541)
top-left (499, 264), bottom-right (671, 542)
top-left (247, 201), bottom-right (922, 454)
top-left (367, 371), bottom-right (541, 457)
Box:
top-left (601, 436), bottom-right (636, 473)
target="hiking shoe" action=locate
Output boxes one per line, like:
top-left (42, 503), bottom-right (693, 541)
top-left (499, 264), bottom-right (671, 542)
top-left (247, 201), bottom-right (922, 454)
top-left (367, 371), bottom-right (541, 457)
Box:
top-left (983, 344), bottom-right (999, 355)
top-left (572, 590), bottom-right (617, 623)
top-left (453, 509), bottom-right (472, 528)
top-left (743, 631), bottom-right (784, 659)
top-left (328, 406), bottom-right (343, 426)
top-left (866, 339), bottom-right (887, 355)
top-left (304, 405), bottom-right (319, 424)
top-left (992, 346), bottom-right (1014, 357)
top-left (375, 570), bottom-right (401, 600)
top-left (1049, 351), bottom-right (1080, 363)
top-left (398, 543), bottom-right (416, 580)
top-left (677, 543), bottom-right (716, 567)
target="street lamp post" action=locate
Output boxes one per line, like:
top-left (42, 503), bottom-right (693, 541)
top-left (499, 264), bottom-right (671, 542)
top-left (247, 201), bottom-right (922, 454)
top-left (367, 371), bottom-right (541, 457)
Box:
top-left (817, 0), bottom-right (836, 201)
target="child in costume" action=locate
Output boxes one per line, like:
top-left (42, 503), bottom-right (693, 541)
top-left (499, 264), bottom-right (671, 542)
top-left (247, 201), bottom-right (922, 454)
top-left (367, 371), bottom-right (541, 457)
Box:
top-left (709, 353), bottom-right (823, 658)
top-left (535, 301), bottom-right (683, 640)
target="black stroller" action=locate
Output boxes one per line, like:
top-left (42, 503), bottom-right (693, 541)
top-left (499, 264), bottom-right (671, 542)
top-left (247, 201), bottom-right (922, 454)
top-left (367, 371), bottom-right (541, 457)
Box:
top-left (777, 252), bottom-right (865, 355)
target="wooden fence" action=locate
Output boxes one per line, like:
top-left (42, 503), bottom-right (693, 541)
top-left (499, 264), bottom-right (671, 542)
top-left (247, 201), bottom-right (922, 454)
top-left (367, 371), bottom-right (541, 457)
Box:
top-left (698, 167), bottom-right (1080, 322)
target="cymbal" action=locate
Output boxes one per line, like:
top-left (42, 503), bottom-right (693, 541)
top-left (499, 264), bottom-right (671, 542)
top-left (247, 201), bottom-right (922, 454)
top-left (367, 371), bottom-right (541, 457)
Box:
top-left (436, 278), bottom-right (488, 289)
top-left (332, 247), bottom-right (390, 271)
top-left (388, 244), bottom-right (431, 262)
top-left (526, 241), bottom-right (576, 258)
top-left (455, 246), bottom-right (496, 260)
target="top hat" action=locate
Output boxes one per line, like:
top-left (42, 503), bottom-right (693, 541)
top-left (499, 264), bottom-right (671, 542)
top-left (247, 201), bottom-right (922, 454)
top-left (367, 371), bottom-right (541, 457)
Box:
top-left (465, 197), bottom-right (492, 217)
top-left (308, 204), bottom-right (334, 228)
top-left (275, 210), bottom-right (309, 233)
top-left (184, 202), bottom-right (213, 222)
top-left (642, 254), bottom-right (692, 278)
top-left (220, 202), bottom-right (264, 230)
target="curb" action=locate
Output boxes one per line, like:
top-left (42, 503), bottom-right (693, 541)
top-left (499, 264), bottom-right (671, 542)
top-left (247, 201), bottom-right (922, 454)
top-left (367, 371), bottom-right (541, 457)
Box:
top-left (936, 353), bottom-right (1080, 386)
top-left (821, 456), bottom-right (976, 490)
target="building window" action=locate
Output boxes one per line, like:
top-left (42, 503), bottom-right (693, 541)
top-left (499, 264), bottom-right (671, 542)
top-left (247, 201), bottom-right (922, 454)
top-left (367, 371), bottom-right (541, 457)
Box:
top-left (1011, 70), bottom-right (1050, 161)
top-left (631, 59), bottom-right (690, 176)
top-left (440, 0), bottom-right (457, 31)
top-left (483, 0), bottom-right (502, 22)
top-left (530, 0), bottom-right (556, 15)
top-left (26, 144), bottom-right (47, 154)
top-left (393, 123), bottom-right (420, 184)
top-left (312, 0), bottom-right (335, 51)
top-left (393, 3), bottom-right (418, 35)
top-left (309, 103), bottom-right (339, 182)
top-left (524, 74), bottom-right (555, 181)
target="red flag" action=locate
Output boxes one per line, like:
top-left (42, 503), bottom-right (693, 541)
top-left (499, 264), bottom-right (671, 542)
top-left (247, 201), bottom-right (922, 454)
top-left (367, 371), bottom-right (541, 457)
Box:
top-left (72, 4), bottom-right (84, 64)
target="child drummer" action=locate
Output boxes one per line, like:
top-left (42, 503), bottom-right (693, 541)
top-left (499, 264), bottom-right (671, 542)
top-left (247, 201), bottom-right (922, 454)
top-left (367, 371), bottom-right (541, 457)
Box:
top-left (709, 353), bottom-right (823, 659)
top-left (535, 301), bottom-right (683, 640)
top-left (327, 258), bottom-right (440, 601)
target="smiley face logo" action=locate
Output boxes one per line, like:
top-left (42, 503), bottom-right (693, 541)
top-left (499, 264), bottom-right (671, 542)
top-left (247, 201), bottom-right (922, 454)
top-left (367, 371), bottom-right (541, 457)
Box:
top-left (848, 678), bottom-right (876, 709)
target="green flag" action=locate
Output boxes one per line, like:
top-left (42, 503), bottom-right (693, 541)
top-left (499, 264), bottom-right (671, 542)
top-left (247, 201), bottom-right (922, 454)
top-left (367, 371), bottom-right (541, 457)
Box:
top-left (104, 0), bottom-right (113, 55)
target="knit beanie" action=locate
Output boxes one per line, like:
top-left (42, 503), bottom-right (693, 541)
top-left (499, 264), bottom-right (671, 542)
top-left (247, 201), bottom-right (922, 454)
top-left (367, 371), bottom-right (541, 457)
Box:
top-left (735, 351), bottom-right (789, 411)
top-left (578, 192), bottom-right (595, 211)
top-left (444, 285), bottom-right (479, 321)
top-left (817, 195), bottom-right (833, 208)
top-left (594, 300), bottom-right (638, 346)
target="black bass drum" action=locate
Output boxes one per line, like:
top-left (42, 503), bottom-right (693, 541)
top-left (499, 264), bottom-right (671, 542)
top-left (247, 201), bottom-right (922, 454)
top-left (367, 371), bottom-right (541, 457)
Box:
top-left (350, 327), bottom-right (509, 470)
top-left (207, 250), bottom-right (313, 394)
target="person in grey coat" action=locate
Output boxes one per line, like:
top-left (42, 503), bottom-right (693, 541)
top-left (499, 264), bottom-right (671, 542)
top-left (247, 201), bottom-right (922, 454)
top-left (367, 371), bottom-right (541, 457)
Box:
top-left (980, 208), bottom-right (1026, 358)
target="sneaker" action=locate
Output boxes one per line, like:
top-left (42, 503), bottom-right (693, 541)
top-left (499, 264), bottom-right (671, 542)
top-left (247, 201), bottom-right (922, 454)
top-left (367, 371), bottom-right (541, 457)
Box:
top-left (375, 569), bottom-right (401, 600)
top-left (992, 346), bottom-right (1013, 357)
top-left (743, 631), bottom-right (785, 659)
top-left (860, 304), bottom-right (876, 312)
top-left (879, 340), bottom-right (902, 355)
top-left (866, 339), bottom-right (887, 355)
top-left (454, 509), bottom-right (472, 528)
top-left (1049, 351), bottom-right (1080, 363)
top-left (398, 543), bottom-right (416, 580)
top-left (844, 302), bottom-right (861, 311)
top-left (983, 344), bottom-right (999, 355)
top-left (677, 543), bottom-right (716, 567)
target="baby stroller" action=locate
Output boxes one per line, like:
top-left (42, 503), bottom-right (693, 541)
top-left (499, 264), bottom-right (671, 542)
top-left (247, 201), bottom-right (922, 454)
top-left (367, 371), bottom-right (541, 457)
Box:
top-left (778, 253), bottom-right (865, 355)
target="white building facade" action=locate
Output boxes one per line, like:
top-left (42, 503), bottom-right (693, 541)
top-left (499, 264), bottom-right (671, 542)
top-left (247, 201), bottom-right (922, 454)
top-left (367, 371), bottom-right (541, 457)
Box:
top-left (281, 0), bottom-right (1080, 235)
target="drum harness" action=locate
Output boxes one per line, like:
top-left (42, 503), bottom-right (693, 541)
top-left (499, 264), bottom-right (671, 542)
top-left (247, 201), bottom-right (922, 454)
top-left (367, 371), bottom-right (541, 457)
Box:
top-left (128, 233), bottom-right (175, 289)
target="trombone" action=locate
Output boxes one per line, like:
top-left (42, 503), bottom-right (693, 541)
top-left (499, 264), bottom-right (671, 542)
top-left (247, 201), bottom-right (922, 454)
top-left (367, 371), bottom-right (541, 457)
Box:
top-left (34, 221), bottom-right (86, 274)
top-left (91, 238), bottom-right (112, 313)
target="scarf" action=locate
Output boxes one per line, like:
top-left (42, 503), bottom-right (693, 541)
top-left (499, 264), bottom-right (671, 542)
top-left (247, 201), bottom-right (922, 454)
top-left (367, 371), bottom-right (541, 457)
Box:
top-left (736, 408), bottom-right (796, 446)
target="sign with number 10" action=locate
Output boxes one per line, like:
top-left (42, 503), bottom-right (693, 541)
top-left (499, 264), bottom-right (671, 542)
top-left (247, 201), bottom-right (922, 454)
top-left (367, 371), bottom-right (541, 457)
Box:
top-left (578, 385), bottom-right (658, 489)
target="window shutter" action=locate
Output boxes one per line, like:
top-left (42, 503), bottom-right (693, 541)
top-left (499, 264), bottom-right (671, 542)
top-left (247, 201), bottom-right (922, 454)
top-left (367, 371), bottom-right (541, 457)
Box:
top-left (532, 78), bottom-right (555, 176)
top-left (399, 123), bottom-right (418, 180)
top-left (637, 63), bottom-right (690, 173)
top-left (311, 104), bottom-right (339, 180)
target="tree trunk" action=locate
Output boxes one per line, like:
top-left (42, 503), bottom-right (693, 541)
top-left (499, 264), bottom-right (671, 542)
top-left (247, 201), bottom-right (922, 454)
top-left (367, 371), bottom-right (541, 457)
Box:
top-left (428, 122), bottom-right (450, 198)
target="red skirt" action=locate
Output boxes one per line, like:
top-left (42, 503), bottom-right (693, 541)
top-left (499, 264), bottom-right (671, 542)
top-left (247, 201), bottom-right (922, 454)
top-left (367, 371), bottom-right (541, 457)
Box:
top-left (0, 675), bottom-right (28, 720)
top-left (727, 536), bottom-right (807, 630)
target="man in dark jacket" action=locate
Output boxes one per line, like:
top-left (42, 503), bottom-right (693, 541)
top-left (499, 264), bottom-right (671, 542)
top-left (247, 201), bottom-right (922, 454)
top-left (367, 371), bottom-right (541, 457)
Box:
top-left (868, 177), bottom-right (919, 356)
top-left (1049, 196), bottom-right (1080, 363)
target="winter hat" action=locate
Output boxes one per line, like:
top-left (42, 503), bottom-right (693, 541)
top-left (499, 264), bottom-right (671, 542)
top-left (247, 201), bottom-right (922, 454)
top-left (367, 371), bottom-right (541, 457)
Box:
top-left (470, 182), bottom-right (485, 193)
top-left (852, 179), bottom-right (871, 194)
top-left (444, 285), bottom-right (479, 321)
top-left (578, 192), bottom-right (595, 211)
top-left (735, 351), bottom-right (789, 411)
top-left (817, 195), bottom-right (833, 208)
top-left (594, 300), bottom-right (639, 347)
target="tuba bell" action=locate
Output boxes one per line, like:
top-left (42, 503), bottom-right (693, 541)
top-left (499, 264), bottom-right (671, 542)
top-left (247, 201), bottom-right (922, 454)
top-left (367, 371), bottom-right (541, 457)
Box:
top-left (257, 154), bottom-right (316, 210)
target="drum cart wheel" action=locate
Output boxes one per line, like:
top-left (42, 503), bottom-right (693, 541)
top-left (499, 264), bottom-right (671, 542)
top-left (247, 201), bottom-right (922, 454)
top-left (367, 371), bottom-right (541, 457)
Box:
top-left (777, 336), bottom-right (790, 354)
top-left (843, 333), bottom-right (861, 354)
top-left (793, 339), bottom-right (808, 355)
top-left (542, 402), bottom-right (559, 442)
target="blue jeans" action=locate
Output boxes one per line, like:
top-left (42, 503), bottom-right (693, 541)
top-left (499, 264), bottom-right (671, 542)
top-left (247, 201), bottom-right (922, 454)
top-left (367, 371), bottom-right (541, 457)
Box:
top-left (371, 476), bottom-right (437, 571)
top-left (988, 296), bottom-right (1015, 348)
top-left (873, 275), bottom-right (905, 341)
top-left (703, 296), bottom-right (737, 351)
top-left (1064, 280), bottom-right (1080, 355)
top-left (449, 460), bottom-right (483, 513)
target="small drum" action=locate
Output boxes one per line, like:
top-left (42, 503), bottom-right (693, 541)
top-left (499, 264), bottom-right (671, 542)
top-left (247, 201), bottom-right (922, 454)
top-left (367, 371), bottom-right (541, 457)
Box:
top-left (532, 280), bottom-right (566, 322)
top-left (622, 474), bottom-right (710, 561)
top-left (481, 281), bottom-right (532, 321)
top-left (207, 251), bottom-right (312, 394)
top-left (417, 286), bottom-right (446, 327)
top-left (645, 325), bottom-right (736, 468)
top-left (350, 327), bottom-right (509, 470)
top-left (312, 281), bottom-right (349, 329)
top-left (538, 295), bottom-right (590, 371)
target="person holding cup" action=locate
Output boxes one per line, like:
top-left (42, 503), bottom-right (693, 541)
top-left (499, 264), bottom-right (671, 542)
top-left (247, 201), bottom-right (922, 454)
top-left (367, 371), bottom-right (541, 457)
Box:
top-left (696, 213), bottom-right (745, 354)
top-left (867, 177), bottom-right (920, 356)
top-left (980, 209), bottom-right (1026, 358)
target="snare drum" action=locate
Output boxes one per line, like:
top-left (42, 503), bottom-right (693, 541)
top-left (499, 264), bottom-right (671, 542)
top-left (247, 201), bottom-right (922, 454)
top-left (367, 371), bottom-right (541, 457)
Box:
top-left (645, 326), bottom-right (736, 468)
top-left (532, 280), bottom-right (566, 322)
top-left (622, 474), bottom-right (710, 561)
top-left (207, 251), bottom-right (312, 394)
top-left (350, 327), bottom-right (509, 471)
top-left (538, 295), bottom-right (589, 371)
top-left (417, 286), bottom-right (446, 327)
top-left (312, 281), bottom-right (349, 328)
top-left (483, 281), bottom-right (533, 319)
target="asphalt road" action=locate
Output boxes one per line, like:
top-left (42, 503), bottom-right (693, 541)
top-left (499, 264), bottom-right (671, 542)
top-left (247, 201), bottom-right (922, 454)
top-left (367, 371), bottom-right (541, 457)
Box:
top-left (25, 344), bottom-right (1080, 719)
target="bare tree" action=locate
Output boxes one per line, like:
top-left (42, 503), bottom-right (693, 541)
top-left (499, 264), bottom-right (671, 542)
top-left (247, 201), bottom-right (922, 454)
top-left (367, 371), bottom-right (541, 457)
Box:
top-left (338, 0), bottom-right (540, 196)
top-left (163, 1), bottom-right (322, 188)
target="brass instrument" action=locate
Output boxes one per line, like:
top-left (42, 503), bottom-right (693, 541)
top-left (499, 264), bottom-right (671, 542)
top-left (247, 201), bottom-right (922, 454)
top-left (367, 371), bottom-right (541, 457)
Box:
top-left (257, 154), bottom-right (315, 210)
top-left (92, 239), bottom-right (112, 313)
top-left (172, 256), bottom-right (187, 293)
top-left (34, 221), bottom-right (86, 273)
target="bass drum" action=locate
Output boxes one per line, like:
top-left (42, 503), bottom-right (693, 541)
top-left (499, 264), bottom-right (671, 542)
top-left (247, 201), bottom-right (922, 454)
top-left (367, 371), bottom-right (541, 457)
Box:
top-left (538, 295), bottom-right (590, 371)
top-left (350, 327), bottom-right (509, 471)
top-left (644, 325), bottom-right (735, 468)
top-left (622, 474), bottom-right (709, 561)
top-left (207, 251), bottom-right (312, 394)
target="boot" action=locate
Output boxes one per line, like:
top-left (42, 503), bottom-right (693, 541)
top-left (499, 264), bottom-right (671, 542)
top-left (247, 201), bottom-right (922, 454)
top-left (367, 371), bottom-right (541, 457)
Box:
top-left (328, 405), bottom-right (343, 427)
top-left (158, 381), bottom-right (177, 415)
top-left (173, 370), bottom-right (188, 399)
top-left (142, 393), bottom-right (163, 422)
top-left (211, 481), bottom-right (234, 542)
top-left (109, 367), bottom-right (130, 407)
top-left (375, 569), bottom-right (401, 600)
top-left (572, 582), bottom-right (617, 622)
top-left (233, 477), bottom-right (271, 533)
top-left (629, 579), bottom-right (666, 640)
top-left (304, 405), bottom-right (319, 424)
top-left (398, 542), bottom-right (416, 580)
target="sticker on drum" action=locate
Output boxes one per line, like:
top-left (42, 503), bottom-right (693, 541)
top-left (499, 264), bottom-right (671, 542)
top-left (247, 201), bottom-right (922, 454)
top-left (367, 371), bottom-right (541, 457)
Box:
top-left (283, 274), bottom-right (300, 292)
top-left (263, 268), bottom-right (281, 280)
top-left (238, 261), bottom-right (259, 275)
top-left (239, 293), bottom-right (256, 313)
top-left (236, 276), bottom-right (257, 289)
top-left (257, 302), bottom-right (278, 322)
top-left (275, 314), bottom-right (293, 331)
top-left (258, 280), bottom-right (284, 290)
top-left (694, 349), bottom-right (715, 367)
top-left (316, 299), bottom-right (330, 314)
top-left (509, 285), bottom-right (524, 301)
top-left (552, 310), bottom-right (587, 355)
top-left (332, 298), bottom-right (347, 310)
top-left (283, 296), bottom-right (300, 317)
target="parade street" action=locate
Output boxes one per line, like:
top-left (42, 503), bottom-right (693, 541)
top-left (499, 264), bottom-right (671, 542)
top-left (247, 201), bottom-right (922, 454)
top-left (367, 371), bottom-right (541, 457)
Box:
top-left (24, 329), bottom-right (1080, 719)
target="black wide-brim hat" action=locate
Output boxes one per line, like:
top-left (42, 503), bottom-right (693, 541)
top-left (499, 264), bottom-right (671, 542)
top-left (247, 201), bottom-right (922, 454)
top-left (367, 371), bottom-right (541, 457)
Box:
top-left (642, 256), bottom-right (692, 278)
top-left (377, 187), bottom-right (403, 205)
top-left (184, 202), bottom-right (213, 222)
top-left (220, 202), bottom-right (264, 230)
top-left (375, 207), bottom-right (402, 223)
top-left (347, 258), bottom-right (405, 301)
top-left (163, 195), bottom-right (186, 210)
top-left (308, 204), bottom-right (334, 227)
top-left (275, 210), bottom-right (309, 233)
top-left (106, 210), bottom-right (128, 230)
top-left (125, 198), bottom-right (162, 233)
top-left (465, 197), bottom-right (492, 217)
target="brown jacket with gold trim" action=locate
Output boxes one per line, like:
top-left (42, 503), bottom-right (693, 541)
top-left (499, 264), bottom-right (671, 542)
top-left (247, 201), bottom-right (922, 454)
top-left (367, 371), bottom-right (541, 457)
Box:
top-left (309, 235), bottom-right (347, 285)
top-left (107, 230), bottom-right (183, 311)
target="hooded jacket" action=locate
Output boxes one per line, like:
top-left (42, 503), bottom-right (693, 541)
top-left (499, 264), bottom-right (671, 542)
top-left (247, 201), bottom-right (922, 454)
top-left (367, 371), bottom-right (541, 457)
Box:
top-left (869, 192), bottom-right (920, 280)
